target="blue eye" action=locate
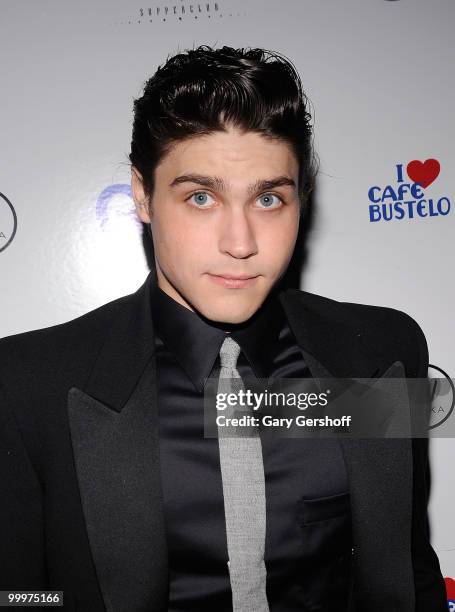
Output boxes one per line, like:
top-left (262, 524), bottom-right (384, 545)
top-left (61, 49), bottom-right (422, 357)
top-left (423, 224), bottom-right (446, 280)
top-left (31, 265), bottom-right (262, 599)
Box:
top-left (258, 193), bottom-right (282, 208)
top-left (188, 191), bottom-right (215, 207)
top-left (186, 191), bottom-right (284, 209)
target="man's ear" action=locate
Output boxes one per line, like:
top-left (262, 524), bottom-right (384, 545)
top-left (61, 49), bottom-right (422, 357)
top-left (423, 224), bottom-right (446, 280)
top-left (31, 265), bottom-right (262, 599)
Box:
top-left (131, 167), bottom-right (152, 223)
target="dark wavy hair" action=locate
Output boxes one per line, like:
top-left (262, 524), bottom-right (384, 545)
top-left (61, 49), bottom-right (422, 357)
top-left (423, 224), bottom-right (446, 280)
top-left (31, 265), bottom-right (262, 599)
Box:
top-left (129, 45), bottom-right (318, 212)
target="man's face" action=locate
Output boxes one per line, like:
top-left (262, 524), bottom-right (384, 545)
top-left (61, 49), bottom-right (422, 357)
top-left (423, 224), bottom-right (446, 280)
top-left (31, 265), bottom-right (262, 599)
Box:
top-left (132, 125), bottom-right (300, 324)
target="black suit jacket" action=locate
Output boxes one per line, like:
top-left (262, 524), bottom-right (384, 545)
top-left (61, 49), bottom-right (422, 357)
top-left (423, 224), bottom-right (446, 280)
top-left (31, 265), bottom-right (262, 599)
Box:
top-left (0, 271), bottom-right (447, 611)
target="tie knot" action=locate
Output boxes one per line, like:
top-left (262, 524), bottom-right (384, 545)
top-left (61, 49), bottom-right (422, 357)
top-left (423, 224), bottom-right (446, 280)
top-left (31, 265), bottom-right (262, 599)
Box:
top-left (219, 336), bottom-right (241, 370)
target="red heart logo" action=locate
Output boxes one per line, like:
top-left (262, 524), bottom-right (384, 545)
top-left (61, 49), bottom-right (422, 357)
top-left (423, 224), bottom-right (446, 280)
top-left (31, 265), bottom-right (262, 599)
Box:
top-left (407, 159), bottom-right (440, 189)
top-left (445, 577), bottom-right (455, 599)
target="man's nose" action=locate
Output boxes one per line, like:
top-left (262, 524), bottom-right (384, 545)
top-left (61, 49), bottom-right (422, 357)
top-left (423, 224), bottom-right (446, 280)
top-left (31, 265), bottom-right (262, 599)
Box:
top-left (218, 208), bottom-right (258, 259)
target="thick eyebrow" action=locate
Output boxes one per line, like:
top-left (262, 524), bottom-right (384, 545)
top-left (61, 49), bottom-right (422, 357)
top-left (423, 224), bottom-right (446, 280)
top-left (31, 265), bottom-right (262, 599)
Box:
top-left (169, 174), bottom-right (296, 196)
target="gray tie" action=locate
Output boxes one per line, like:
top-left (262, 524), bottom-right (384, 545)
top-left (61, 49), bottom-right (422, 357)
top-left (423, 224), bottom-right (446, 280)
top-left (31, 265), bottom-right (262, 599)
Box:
top-left (217, 336), bottom-right (270, 612)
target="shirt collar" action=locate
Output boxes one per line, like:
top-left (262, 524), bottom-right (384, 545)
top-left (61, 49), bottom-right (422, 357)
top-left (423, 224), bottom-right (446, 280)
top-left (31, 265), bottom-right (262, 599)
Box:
top-left (150, 282), bottom-right (287, 392)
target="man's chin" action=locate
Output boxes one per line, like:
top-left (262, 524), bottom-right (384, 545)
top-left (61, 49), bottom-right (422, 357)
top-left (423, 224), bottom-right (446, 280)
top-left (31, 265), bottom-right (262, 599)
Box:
top-left (194, 297), bottom-right (264, 326)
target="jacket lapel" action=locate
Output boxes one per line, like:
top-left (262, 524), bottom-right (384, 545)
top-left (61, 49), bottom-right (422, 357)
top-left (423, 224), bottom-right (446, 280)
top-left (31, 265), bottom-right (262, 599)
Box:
top-left (67, 271), bottom-right (168, 612)
top-left (279, 288), bottom-right (415, 611)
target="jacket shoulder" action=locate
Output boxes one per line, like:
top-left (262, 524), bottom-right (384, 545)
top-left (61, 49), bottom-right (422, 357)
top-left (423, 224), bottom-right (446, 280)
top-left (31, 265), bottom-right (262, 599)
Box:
top-left (0, 291), bottom-right (134, 390)
top-left (285, 286), bottom-right (425, 330)
top-left (283, 288), bottom-right (429, 377)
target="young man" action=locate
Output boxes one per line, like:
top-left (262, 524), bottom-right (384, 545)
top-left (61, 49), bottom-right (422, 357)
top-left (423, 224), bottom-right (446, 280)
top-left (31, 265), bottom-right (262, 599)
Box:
top-left (0, 46), bottom-right (447, 611)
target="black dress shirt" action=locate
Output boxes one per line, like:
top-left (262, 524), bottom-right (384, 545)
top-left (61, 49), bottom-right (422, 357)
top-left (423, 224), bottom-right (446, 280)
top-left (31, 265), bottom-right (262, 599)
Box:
top-left (151, 283), bottom-right (353, 612)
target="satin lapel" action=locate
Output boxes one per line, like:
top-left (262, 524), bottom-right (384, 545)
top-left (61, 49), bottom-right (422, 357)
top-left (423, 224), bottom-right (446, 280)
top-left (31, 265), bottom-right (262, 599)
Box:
top-left (279, 289), bottom-right (415, 611)
top-left (67, 271), bottom-right (168, 612)
top-left (68, 356), bottom-right (168, 612)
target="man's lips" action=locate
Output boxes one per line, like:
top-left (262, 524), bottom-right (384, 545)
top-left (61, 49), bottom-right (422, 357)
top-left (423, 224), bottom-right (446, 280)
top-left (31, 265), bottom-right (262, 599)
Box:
top-left (207, 273), bottom-right (260, 288)
top-left (209, 273), bottom-right (259, 280)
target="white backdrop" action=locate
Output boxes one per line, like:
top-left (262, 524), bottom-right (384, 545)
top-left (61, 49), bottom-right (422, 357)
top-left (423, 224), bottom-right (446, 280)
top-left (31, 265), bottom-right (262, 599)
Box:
top-left (1, 0), bottom-right (454, 599)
